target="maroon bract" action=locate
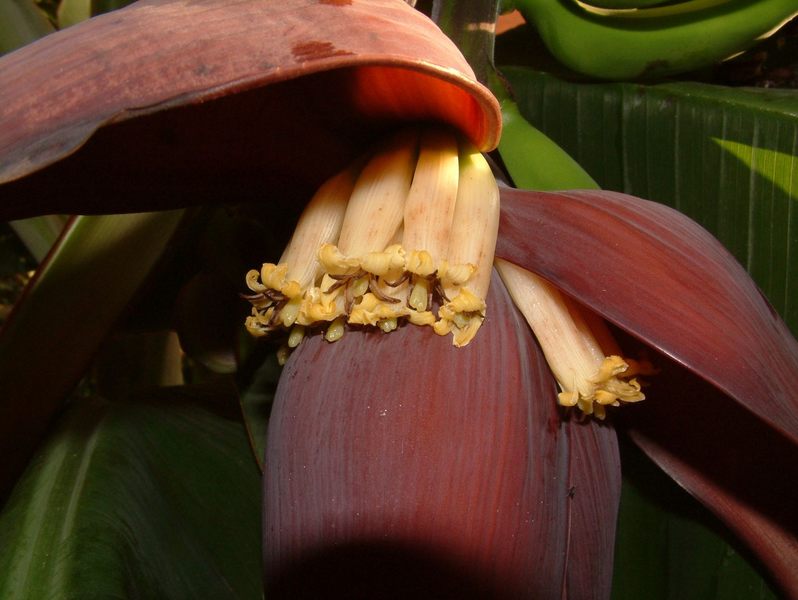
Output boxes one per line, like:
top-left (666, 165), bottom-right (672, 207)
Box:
top-left (0, 0), bottom-right (500, 219)
top-left (265, 273), bottom-right (621, 599)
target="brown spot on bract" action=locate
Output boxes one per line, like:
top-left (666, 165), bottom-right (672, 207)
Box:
top-left (291, 41), bottom-right (353, 62)
top-left (318, 0), bottom-right (352, 5)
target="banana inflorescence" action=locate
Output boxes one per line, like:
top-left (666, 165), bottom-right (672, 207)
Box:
top-left (514, 0), bottom-right (798, 79)
top-left (245, 117), bottom-right (650, 418)
top-left (243, 128), bottom-right (499, 355)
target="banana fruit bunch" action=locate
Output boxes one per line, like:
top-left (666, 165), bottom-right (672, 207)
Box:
top-left (514, 0), bottom-right (798, 79)
top-left (243, 129), bottom-right (499, 355)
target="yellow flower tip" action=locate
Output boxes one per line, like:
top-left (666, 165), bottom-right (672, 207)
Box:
top-left (244, 128), bottom-right (501, 351)
top-left (438, 261), bottom-right (477, 288)
top-left (432, 318), bottom-right (452, 337)
top-left (558, 390), bottom-right (579, 407)
top-left (243, 259), bottom-right (311, 360)
top-left (244, 315), bottom-right (269, 338)
top-left (279, 297), bottom-right (302, 327)
top-left (259, 263), bottom-right (288, 290)
top-left (298, 285), bottom-right (344, 324)
top-left (349, 293), bottom-right (410, 326)
top-left (450, 314), bottom-right (484, 347)
top-left (281, 280), bottom-right (302, 299)
top-left (590, 356), bottom-right (646, 404)
top-left (318, 243), bottom-right (359, 276)
top-left (432, 287), bottom-right (486, 347)
top-left (408, 310), bottom-right (436, 327)
top-left (408, 278), bottom-right (430, 312)
top-left (276, 344), bottom-right (290, 366)
top-left (359, 244), bottom-right (406, 278)
top-left (592, 355), bottom-right (629, 381)
top-left (349, 275), bottom-right (370, 298)
top-left (555, 355), bottom-right (646, 415)
top-left (245, 269), bottom-right (266, 293)
top-left (446, 287), bottom-right (486, 314)
top-left (406, 250), bottom-right (436, 277)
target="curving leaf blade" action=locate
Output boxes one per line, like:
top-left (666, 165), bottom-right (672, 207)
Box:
top-left (497, 65), bottom-right (798, 599)
top-left (0, 0), bottom-right (53, 55)
top-left (0, 393), bottom-right (262, 599)
top-left (611, 437), bottom-right (781, 600)
top-left (0, 211), bottom-right (184, 499)
top-left (620, 350), bottom-right (798, 598)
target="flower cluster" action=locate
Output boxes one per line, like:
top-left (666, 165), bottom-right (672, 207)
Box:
top-left (244, 129), bottom-right (499, 352)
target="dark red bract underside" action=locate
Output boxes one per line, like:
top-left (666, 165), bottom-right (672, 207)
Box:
top-left (263, 273), bottom-right (621, 599)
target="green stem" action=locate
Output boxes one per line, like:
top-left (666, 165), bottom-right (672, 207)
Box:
top-left (431, 0), bottom-right (500, 84)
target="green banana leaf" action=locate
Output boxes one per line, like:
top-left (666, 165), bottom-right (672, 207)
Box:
top-left (56, 0), bottom-right (91, 28)
top-left (0, 211), bottom-right (185, 498)
top-left (0, 0), bottom-right (63, 261)
top-left (91, 0), bottom-right (137, 15)
top-left (238, 348), bottom-right (281, 469)
top-left (0, 0), bottom-right (53, 55)
top-left (8, 215), bottom-right (66, 262)
top-left (498, 66), bottom-right (793, 598)
top-left (57, 0), bottom-right (137, 27)
top-left (613, 441), bottom-right (779, 600)
top-left (502, 68), bottom-right (798, 332)
top-left (0, 393), bottom-right (262, 599)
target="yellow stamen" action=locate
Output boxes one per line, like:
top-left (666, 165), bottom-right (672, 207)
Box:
top-left (349, 292), bottom-right (411, 326)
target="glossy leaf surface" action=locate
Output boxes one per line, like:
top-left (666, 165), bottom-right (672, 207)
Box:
top-left (0, 0), bottom-right (500, 219)
top-left (264, 273), bottom-right (621, 599)
top-left (0, 395), bottom-right (261, 599)
top-left (503, 68), bottom-right (798, 331)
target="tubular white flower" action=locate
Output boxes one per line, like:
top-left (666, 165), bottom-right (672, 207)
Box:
top-left (496, 258), bottom-right (645, 418)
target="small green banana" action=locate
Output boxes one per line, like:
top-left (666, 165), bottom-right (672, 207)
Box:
top-left (497, 96), bottom-right (599, 190)
top-left (514, 0), bottom-right (798, 79)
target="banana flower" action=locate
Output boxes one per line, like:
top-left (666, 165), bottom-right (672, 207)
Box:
top-left (0, 1), bottom-right (796, 599)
